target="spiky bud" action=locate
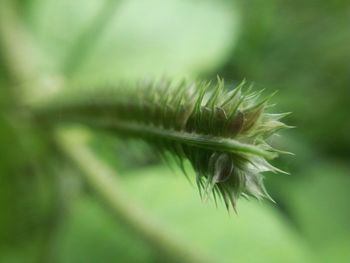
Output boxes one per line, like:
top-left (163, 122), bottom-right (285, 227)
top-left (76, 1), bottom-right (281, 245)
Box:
top-left (33, 78), bottom-right (291, 210)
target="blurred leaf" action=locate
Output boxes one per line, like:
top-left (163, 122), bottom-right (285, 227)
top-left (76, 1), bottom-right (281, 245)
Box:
top-left (119, 164), bottom-right (317, 263)
top-left (50, 196), bottom-right (156, 263)
top-left (220, 0), bottom-right (350, 155)
top-left (89, 132), bottom-right (159, 173)
top-left (0, 112), bottom-right (58, 262)
top-left (24, 0), bottom-right (239, 83)
top-left (320, 236), bottom-right (350, 263)
top-left (281, 163), bottom-right (350, 252)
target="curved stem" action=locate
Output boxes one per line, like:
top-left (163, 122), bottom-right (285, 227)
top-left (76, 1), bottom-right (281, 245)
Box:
top-left (56, 127), bottom-right (211, 263)
top-left (72, 118), bottom-right (277, 159)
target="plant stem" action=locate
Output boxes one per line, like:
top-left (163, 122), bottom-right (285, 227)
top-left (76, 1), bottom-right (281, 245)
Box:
top-left (60, 118), bottom-right (277, 159)
top-left (56, 127), bottom-right (211, 263)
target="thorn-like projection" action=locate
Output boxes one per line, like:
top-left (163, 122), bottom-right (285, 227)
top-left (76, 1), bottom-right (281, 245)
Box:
top-left (33, 78), bottom-right (292, 210)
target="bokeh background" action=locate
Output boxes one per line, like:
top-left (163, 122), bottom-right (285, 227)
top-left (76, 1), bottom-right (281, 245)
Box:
top-left (1, 0), bottom-right (350, 262)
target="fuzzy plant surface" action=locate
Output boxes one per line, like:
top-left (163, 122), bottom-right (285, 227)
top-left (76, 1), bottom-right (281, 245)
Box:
top-left (33, 78), bottom-right (290, 210)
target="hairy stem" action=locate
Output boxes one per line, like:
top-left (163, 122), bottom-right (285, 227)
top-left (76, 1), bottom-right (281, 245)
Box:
top-left (31, 79), bottom-right (288, 208)
top-left (67, 118), bottom-right (277, 159)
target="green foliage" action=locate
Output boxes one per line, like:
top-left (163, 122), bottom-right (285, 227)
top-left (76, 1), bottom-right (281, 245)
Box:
top-left (21, 0), bottom-right (238, 83)
top-left (1, 0), bottom-right (350, 262)
top-left (222, 0), bottom-right (350, 155)
top-left (0, 112), bottom-right (58, 262)
top-left (122, 165), bottom-right (317, 263)
top-left (51, 196), bottom-right (156, 263)
top-left (50, 166), bottom-right (316, 263)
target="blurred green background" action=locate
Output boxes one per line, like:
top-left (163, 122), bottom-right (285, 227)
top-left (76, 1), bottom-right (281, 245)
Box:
top-left (1, 0), bottom-right (349, 262)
